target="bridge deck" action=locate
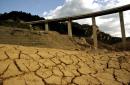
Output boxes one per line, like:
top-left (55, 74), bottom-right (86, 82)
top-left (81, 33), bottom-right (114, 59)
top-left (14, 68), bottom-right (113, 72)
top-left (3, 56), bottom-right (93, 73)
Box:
top-left (26, 4), bottom-right (130, 24)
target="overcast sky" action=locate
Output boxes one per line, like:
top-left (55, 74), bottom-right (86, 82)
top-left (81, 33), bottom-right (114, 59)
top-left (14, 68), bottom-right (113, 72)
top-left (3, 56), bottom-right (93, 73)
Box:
top-left (0, 0), bottom-right (130, 37)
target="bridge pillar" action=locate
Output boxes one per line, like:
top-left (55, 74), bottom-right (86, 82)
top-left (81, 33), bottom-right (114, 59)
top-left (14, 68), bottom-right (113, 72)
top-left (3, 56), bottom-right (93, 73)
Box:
top-left (29, 24), bottom-right (33, 30)
top-left (45, 22), bottom-right (49, 32)
top-left (67, 19), bottom-right (72, 37)
top-left (92, 17), bottom-right (98, 50)
top-left (119, 11), bottom-right (126, 50)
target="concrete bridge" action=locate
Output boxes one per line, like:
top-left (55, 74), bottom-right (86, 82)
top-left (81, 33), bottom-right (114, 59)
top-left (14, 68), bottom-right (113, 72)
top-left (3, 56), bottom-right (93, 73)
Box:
top-left (26, 4), bottom-right (130, 50)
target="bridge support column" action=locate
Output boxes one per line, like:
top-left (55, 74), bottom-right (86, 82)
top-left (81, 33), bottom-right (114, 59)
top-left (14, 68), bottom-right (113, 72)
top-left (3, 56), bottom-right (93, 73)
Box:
top-left (92, 17), bottom-right (98, 50)
top-left (67, 19), bottom-right (72, 37)
top-left (29, 24), bottom-right (33, 30)
top-left (119, 11), bottom-right (126, 50)
top-left (45, 22), bottom-right (49, 32)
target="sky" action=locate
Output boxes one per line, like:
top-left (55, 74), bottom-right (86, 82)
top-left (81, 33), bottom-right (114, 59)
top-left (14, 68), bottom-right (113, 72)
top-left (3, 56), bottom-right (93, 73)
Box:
top-left (0, 0), bottom-right (130, 37)
top-left (0, 0), bottom-right (64, 16)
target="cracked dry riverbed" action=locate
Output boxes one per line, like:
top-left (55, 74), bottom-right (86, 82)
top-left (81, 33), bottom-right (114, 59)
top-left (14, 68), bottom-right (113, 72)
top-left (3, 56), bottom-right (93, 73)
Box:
top-left (0, 44), bottom-right (130, 85)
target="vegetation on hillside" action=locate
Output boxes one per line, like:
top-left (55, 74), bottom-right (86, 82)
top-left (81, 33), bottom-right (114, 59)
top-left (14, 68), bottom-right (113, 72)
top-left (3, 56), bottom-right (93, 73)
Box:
top-left (0, 11), bottom-right (44, 29)
top-left (0, 11), bottom-right (44, 21)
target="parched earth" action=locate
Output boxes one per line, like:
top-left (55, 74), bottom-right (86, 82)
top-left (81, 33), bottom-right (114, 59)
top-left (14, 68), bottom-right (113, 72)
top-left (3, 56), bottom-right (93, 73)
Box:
top-left (0, 44), bottom-right (130, 85)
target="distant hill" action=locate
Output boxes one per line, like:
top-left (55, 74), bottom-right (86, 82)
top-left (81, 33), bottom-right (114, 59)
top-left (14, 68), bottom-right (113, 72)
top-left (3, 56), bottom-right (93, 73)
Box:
top-left (0, 11), bottom-right (44, 22)
top-left (0, 11), bottom-right (45, 29)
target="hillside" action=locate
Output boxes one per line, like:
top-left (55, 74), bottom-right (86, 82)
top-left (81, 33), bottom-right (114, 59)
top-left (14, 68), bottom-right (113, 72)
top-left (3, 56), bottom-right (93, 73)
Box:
top-left (0, 26), bottom-right (92, 50)
top-left (0, 26), bottom-right (130, 51)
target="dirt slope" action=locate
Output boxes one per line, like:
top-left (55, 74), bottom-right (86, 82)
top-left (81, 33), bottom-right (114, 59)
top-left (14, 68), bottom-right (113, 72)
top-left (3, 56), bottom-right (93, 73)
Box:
top-left (0, 26), bottom-right (91, 50)
top-left (0, 26), bottom-right (129, 51)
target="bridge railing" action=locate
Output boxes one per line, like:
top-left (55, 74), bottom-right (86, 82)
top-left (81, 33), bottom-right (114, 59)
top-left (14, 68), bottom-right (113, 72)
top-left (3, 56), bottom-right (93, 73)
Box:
top-left (25, 4), bottom-right (130, 50)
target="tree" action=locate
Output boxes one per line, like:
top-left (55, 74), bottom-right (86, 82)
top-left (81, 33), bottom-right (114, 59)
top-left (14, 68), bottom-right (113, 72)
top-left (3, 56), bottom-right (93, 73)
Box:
top-left (0, 11), bottom-right (44, 22)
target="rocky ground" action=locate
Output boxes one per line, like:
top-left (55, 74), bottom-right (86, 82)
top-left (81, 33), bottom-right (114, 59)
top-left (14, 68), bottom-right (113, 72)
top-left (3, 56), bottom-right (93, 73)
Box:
top-left (0, 44), bottom-right (130, 85)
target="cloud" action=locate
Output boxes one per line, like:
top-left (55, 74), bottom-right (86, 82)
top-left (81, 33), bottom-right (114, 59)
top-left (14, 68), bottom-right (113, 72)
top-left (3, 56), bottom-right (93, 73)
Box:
top-left (44, 0), bottom-right (99, 19)
top-left (43, 0), bottom-right (130, 37)
top-left (43, 11), bottom-right (48, 16)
